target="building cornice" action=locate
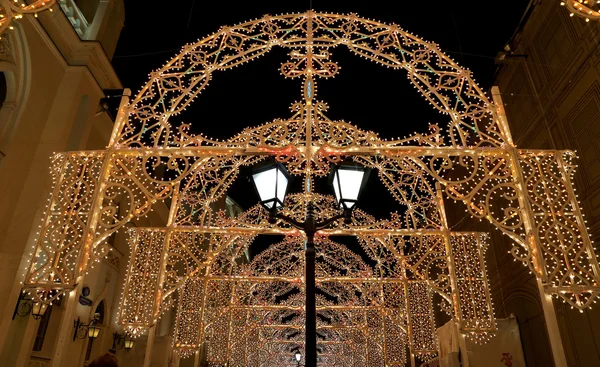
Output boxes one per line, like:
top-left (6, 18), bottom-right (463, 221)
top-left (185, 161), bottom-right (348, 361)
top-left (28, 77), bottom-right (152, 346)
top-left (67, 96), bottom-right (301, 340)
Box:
top-left (27, 4), bottom-right (122, 91)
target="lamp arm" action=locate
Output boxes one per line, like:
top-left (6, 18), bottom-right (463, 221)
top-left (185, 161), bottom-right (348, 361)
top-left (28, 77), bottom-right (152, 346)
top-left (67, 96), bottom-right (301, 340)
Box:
top-left (315, 213), bottom-right (346, 230)
top-left (272, 212), bottom-right (306, 230)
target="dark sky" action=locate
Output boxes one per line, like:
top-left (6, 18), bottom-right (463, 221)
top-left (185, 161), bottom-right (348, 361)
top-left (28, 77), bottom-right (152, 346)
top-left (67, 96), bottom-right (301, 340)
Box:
top-left (111, 1), bottom-right (531, 216)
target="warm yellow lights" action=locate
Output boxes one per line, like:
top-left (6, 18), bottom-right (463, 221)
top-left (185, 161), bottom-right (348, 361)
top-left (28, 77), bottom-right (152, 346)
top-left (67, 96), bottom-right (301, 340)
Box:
top-left (124, 338), bottom-right (135, 350)
top-left (20, 10), bottom-right (600, 365)
top-left (0, 0), bottom-right (56, 35)
top-left (562, 0), bottom-right (600, 21)
top-left (88, 325), bottom-right (101, 339)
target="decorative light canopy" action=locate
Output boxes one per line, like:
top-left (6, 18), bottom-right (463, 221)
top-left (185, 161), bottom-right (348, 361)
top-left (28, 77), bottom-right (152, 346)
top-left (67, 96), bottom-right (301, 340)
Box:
top-left (330, 163), bottom-right (370, 210)
top-left (251, 162), bottom-right (290, 210)
top-left (18, 10), bottom-right (600, 366)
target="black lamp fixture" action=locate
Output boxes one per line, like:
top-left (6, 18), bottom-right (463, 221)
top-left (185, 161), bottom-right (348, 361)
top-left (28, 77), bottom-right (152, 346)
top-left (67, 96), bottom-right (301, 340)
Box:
top-left (12, 291), bottom-right (49, 320)
top-left (112, 331), bottom-right (135, 351)
top-left (294, 351), bottom-right (302, 366)
top-left (250, 161), bottom-right (369, 367)
top-left (73, 313), bottom-right (101, 341)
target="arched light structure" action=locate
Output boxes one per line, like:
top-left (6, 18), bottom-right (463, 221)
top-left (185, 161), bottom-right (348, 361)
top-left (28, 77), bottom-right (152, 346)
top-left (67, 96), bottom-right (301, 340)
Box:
top-left (20, 10), bottom-right (598, 367)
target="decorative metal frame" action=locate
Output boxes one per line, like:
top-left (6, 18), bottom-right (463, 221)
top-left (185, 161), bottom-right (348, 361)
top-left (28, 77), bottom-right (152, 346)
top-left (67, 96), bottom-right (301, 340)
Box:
top-left (20, 11), bottom-right (600, 366)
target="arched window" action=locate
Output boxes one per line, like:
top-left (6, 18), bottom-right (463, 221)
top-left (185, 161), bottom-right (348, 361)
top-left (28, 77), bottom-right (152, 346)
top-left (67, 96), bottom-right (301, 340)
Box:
top-left (95, 299), bottom-right (105, 324)
top-left (0, 28), bottom-right (31, 161)
top-left (0, 71), bottom-right (14, 160)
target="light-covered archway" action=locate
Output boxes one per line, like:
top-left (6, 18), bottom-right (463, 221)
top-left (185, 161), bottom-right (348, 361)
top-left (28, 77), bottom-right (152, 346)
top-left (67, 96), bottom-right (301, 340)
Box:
top-left (20, 11), bottom-right (598, 366)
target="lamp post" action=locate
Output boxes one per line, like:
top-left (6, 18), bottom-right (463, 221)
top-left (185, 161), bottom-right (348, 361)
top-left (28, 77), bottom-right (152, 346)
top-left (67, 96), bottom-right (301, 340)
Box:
top-left (295, 351), bottom-right (302, 366)
top-left (251, 162), bottom-right (369, 367)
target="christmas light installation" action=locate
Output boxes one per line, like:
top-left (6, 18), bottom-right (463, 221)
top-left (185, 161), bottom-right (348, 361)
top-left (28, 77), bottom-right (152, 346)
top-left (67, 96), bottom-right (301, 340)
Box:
top-left (159, 192), bottom-right (492, 365)
top-left (561, 0), bottom-right (600, 21)
top-left (20, 10), bottom-right (600, 366)
top-left (0, 0), bottom-right (56, 36)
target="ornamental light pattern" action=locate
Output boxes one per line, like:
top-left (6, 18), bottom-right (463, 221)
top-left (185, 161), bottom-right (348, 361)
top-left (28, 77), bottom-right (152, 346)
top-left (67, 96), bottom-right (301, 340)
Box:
top-left (19, 11), bottom-right (600, 365)
top-left (561, 0), bottom-right (600, 21)
top-left (0, 0), bottom-right (56, 35)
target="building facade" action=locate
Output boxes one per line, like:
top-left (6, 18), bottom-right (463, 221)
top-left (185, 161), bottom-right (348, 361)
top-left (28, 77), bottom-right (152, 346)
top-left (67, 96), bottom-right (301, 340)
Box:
top-left (491, 0), bottom-right (600, 366)
top-left (0, 1), bottom-right (135, 366)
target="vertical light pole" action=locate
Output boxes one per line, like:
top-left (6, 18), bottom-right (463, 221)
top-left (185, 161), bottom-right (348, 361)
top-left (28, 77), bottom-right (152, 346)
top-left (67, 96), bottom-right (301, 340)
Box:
top-left (251, 162), bottom-right (369, 367)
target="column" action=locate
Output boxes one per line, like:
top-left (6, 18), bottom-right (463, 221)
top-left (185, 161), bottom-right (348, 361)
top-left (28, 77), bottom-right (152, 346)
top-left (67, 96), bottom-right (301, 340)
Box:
top-left (143, 325), bottom-right (157, 367)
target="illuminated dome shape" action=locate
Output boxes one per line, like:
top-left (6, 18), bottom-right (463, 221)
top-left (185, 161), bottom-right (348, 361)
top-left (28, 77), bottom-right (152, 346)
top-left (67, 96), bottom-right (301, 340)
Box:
top-left (22, 12), bottom-right (599, 367)
top-left (119, 11), bottom-right (502, 150)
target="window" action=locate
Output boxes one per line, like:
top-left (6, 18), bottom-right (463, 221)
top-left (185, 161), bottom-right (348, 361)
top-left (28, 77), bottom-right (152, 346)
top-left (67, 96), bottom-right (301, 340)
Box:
top-left (32, 297), bottom-right (62, 351)
top-left (0, 72), bottom-right (6, 108)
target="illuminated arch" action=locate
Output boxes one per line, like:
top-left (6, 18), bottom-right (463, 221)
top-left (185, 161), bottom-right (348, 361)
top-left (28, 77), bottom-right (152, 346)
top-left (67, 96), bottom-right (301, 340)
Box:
top-left (117, 11), bottom-right (506, 148)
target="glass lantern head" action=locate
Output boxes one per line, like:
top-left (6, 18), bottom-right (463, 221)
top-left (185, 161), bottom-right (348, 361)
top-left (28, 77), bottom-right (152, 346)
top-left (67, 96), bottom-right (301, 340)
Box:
top-left (31, 302), bottom-right (48, 320)
top-left (124, 338), bottom-right (135, 350)
top-left (251, 162), bottom-right (290, 211)
top-left (329, 163), bottom-right (370, 210)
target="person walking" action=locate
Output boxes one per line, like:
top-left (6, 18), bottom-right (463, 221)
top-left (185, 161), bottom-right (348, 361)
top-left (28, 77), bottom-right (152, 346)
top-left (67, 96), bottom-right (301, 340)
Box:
top-left (87, 352), bottom-right (118, 367)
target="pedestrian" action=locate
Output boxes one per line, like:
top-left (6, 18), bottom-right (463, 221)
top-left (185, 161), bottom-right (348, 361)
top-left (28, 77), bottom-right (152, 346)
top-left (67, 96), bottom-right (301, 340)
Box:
top-left (88, 352), bottom-right (118, 367)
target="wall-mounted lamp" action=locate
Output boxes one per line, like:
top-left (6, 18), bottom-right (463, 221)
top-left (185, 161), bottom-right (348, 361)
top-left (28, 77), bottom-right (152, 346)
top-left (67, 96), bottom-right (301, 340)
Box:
top-left (73, 313), bottom-right (101, 341)
top-left (12, 291), bottom-right (49, 320)
top-left (112, 332), bottom-right (135, 351)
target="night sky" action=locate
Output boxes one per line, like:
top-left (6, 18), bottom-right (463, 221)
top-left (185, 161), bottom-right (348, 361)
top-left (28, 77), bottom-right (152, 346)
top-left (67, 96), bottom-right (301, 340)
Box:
top-left (111, 1), bottom-right (531, 223)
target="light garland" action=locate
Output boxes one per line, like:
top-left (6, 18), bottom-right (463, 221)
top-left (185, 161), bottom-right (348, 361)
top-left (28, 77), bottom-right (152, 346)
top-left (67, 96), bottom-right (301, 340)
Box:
top-left (118, 193), bottom-right (496, 364)
top-left (561, 0), bottom-right (600, 22)
top-left (19, 10), bottom-right (600, 364)
top-left (0, 0), bottom-right (56, 36)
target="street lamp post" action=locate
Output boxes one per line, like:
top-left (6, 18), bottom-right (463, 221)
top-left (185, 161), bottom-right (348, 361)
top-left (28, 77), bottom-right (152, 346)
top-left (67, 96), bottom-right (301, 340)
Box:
top-left (251, 162), bottom-right (369, 367)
